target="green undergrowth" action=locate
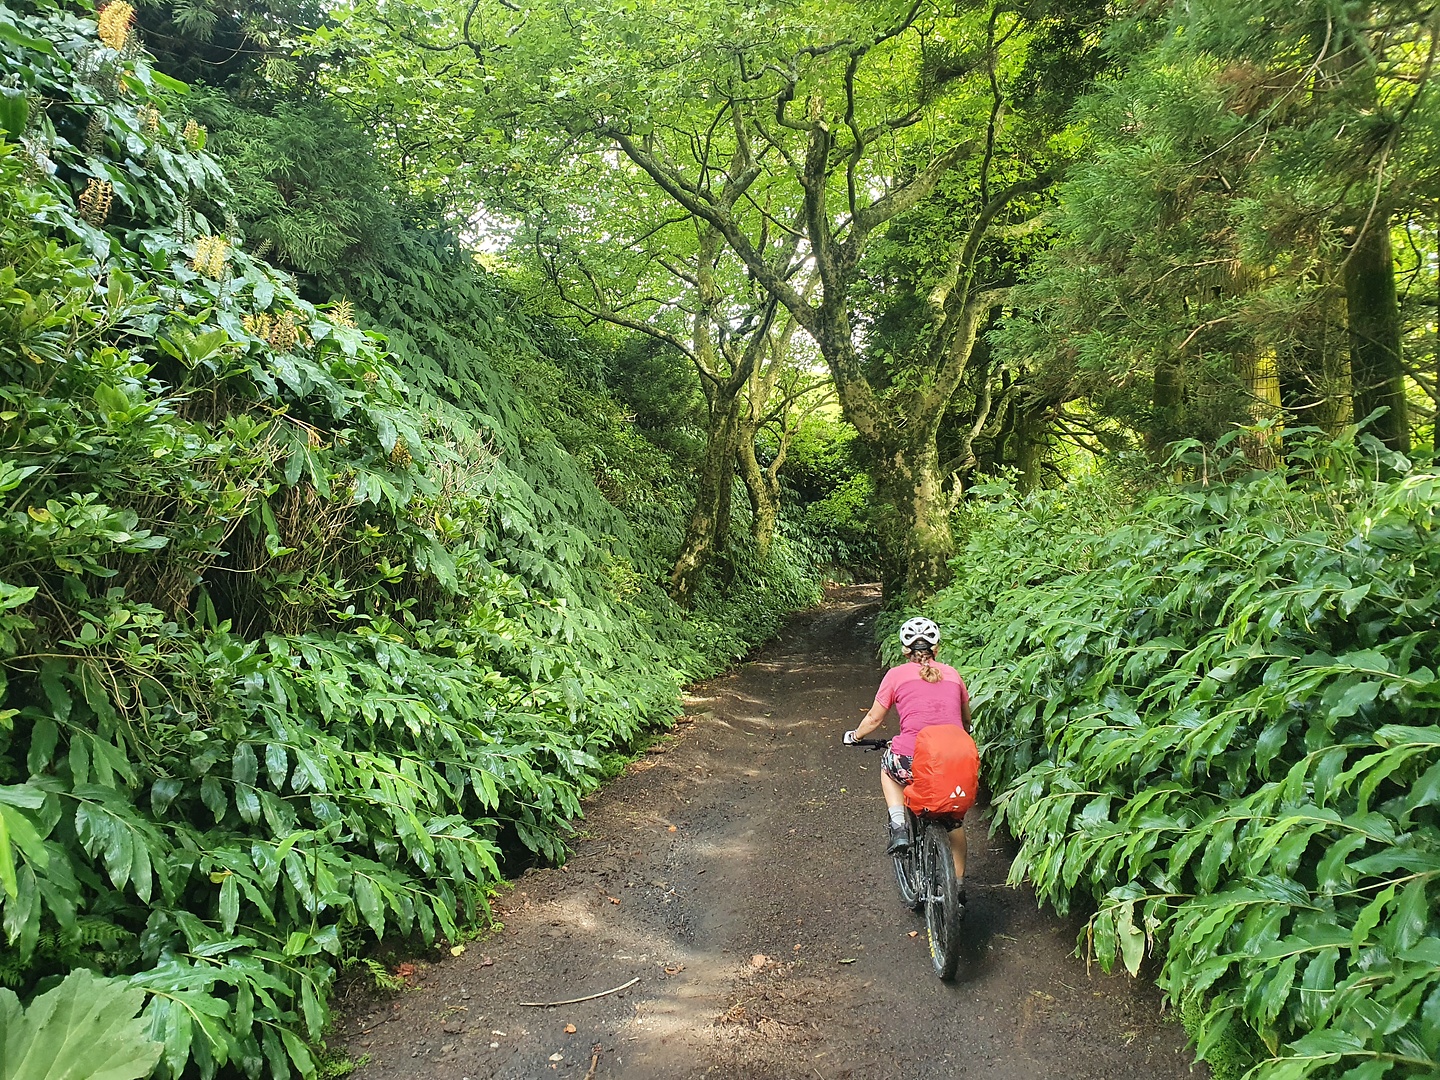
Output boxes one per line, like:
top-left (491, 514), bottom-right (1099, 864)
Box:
top-left (0, 4), bottom-right (820, 1077)
top-left (924, 436), bottom-right (1439, 1080)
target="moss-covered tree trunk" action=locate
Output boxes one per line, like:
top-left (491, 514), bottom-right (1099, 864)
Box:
top-left (1344, 216), bottom-right (1409, 452)
top-left (1013, 404), bottom-right (1047, 494)
top-left (669, 389), bottom-right (744, 605)
top-left (1149, 351), bottom-right (1185, 457)
top-left (733, 318), bottom-right (807, 561)
top-left (735, 434), bottom-right (778, 560)
top-left (1235, 346), bottom-right (1282, 466)
top-left (901, 437), bottom-right (954, 599)
top-left (1281, 288), bottom-right (1351, 436)
top-left (869, 425), bottom-right (956, 599)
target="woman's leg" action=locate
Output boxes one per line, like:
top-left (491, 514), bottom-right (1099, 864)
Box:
top-left (948, 825), bottom-right (967, 880)
top-left (879, 765), bottom-right (909, 852)
top-left (880, 769), bottom-right (906, 812)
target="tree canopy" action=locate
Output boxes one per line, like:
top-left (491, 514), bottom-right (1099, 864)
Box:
top-left (2, 0), bottom-right (1438, 1077)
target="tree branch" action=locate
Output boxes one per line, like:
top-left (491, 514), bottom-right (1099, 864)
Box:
top-left (849, 139), bottom-right (978, 242)
top-left (608, 130), bottom-right (818, 332)
top-left (537, 237), bottom-right (700, 367)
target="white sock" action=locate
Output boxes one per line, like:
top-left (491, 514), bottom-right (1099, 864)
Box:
top-left (888, 806), bottom-right (905, 827)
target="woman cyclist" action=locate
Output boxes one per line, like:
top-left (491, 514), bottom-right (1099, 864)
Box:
top-left (844, 617), bottom-right (971, 878)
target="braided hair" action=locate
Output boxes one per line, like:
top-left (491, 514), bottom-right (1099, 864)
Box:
top-left (906, 643), bottom-right (943, 683)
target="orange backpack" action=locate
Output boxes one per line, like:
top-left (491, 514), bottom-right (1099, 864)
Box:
top-left (903, 724), bottom-right (980, 818)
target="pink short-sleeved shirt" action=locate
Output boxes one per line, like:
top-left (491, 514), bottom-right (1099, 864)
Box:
top-left (874, 661), bottom-right (969, 758)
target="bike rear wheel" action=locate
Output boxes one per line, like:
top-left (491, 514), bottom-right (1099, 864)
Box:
top-left (923, 824), bottom-right (964, 980)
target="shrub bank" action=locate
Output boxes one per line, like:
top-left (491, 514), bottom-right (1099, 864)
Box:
top-left (926, 444), bottom-right (1439, 1080)
top-left (0, 4), bottom-right (821, 1077)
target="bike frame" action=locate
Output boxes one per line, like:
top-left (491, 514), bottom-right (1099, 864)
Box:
top-left (847, 737), bottom-right (965, 980)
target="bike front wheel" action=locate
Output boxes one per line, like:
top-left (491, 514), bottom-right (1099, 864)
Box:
top-left (892, 844), bottom-right (922, 911)
top-left (923, 824), bottom-right (964, 980)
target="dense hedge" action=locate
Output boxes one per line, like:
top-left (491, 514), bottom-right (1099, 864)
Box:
top-left (924, 440), bottom-right (1439, 1080)
top-left (0, 5), bottom-right (820, 1077)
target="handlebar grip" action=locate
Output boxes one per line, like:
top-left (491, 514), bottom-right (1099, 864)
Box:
top-left (843, 730), bottom-right (858, 745)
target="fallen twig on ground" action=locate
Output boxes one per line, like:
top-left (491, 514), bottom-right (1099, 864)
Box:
top-left (519, 977), bottom-right (640, 1007)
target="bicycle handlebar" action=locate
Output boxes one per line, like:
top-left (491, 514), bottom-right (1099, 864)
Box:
top-left (843, 734), bottom-right (889, 749)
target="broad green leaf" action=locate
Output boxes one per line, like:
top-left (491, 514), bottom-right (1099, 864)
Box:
top-left (1115, 900), bottom-right (1145, 976)
top-left (1, 865), bottom-right (38, 956)
top-left (148, 70), bottom-right (189, 94)
top-left (265, 744), bottom-right (289, 790)
top-left (150, 778), bottom-right (183, 816)
top-left (25, 722), bottom-right (58, 777)
top-left (233, 744), bottom-right (258, 788)
top-left (0, 803), bottom-right (49, 895)
top-left (1258, 953), bottom-right (1299, 1026)
top-left (1388, 880), bottom-right (1430, 953)
top-left (0, 811), bottom-right (16, 900)
top-left (1351, 883), bottom-right (1396, 950)
top-left (1403, 760), bottom-right (1440, 819)
top-left (279, 1028), bottom-right (314, 1078)
top-left (0, 969), bottom-right (161, 1080)
top-left (353, 874), bottom-right (384, 939)
top-left (0, 20), bottom-right (56, 55)
top-left (1422, 984), bottom-right (1440, 1058)
top-left (218, 873), bottom-right (239, 935)
top-left (200, 776), bottom-right (226, 824)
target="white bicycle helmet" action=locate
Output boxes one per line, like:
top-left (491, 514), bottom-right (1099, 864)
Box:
top-left (898, 616), bottom-right (941, 650)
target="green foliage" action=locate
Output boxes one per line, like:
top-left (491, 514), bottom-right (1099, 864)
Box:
top-left (998, 0), bottom-right (1440, 452)
top-left (798, 473), bottom-right (879, 576)
top-left (185, 90), bottom-right (401, 275)
top-left (925, 437), bottom-right (1440, 1079)
top-left (1178, 990), bottom-right (1266, 1080)
top-left (0, 6), bottom-right (824, 1079)
top-left (137, 0), bottom-right (326, 94)
top-left (781, 414), bottom-right (878, 575)
top-left (0, 969), bottom-right (162, 1080)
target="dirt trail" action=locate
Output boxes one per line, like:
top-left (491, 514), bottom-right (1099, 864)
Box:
top-left (339, 586), bottom-right (1202, 1079)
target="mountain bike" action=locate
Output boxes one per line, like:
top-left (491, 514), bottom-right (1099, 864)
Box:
top-left (847, 737), bottom-right (965, 980)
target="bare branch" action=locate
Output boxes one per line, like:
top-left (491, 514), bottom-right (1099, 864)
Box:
top-left (927, 175), bottom-right (1051, 343)
top-left (849, 140), bottom-right (978, 242)
top-left (536, 235), bottom-right (700, 367)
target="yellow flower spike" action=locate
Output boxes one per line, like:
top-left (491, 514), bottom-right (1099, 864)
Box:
top-left (191, 234), bottom-right (230, 279)
top-left (243, 312), bottom-right (273, 340)
top-left (97, 1), bottom-right (134, 51)
top-left (78, 179), bottom-right (114, 225)
top-left (269, 311), bottom-right (299, 352)
top-left (182, 119), bottom-right (206, 151)
top-left (210, 237), bottom-right (229, 277)
top-left (330, 298), bottom-right (356, 329)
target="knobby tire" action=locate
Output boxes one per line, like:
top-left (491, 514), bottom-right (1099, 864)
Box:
top-left (892, 825), bottom-right (922, 911)
top-left (923, 824), bottom-right (963, 981)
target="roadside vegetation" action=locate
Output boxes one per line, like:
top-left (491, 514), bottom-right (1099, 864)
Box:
top-left (2, 1), bottom-right (1437, 1078)
top-left (0, 4), bottom-right (832, 1076)
top-left (924, 440), bottom-right (1438, 1080)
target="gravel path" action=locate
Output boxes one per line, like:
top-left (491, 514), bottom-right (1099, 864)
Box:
top-left (337, 585), bottom-right (1203, 1079)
